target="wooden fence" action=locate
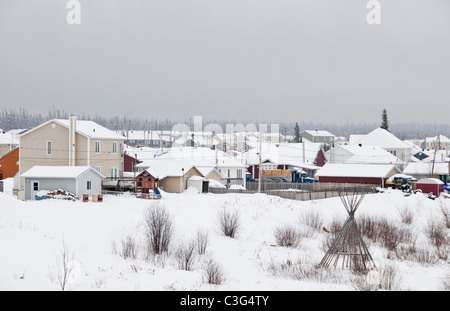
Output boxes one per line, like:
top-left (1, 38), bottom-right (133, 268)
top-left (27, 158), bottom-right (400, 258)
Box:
top-left (209, 182), bottom-right (378, 201)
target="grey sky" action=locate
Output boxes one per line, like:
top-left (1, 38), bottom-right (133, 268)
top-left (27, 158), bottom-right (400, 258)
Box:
top-left (1, 0), bottom-right (449, 125)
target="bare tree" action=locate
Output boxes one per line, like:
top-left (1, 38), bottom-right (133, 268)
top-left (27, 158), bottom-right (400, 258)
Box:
top-left (144, 203), bottom-right (174, 257)
top-left (56, 237), bottom-right (74, 291)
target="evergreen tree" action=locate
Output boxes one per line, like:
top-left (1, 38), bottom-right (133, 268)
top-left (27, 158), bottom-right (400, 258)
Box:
top-left (293, 122), bottom-right (301, 143)
top-left (381, 109), bottom-right (389, 131)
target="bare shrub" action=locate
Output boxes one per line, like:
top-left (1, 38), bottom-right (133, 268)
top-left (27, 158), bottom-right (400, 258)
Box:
top-left (426, 219), bottom-right (449, 260)
top-left (378, 220), bottom-right (410, 253)
top-left (120, 235), bottom-right (138, 259)
top-left (144, 204), bottom-right (174, 256)
top-left (299, 209), bottom-right (323, 237)
top-left (175, 238), bottom-right (197, 271)
top-left (378, 262), bottom-right (403, 291)
top-left (266, 257), bottom-right (343, 284)
top-left (274, 224), bottom-right (301, 248)
top-left (397, 206), bottom-right (414, 225)
top-left (321, 215), bottom-right (345, 252)
top-left (438, 199), bottom-right (450, 229)
top-left (217, 208), bottom-right (241, 238)
top-left (196, 229), bottom-right (209, 255)
top-left (358, 214), bottom-right (381, 242)
top-left (202, 258), bottom-right (226, 285)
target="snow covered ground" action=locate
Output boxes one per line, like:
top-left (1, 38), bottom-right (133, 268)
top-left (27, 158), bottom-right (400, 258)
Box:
top-left (0, 186), bottom-right (448, 291)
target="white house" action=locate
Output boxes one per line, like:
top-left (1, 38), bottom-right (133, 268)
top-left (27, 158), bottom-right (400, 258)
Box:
top-left (349, 128), bottom-right (412, 164)
top-left (326, 144), bottom-right (402, 166)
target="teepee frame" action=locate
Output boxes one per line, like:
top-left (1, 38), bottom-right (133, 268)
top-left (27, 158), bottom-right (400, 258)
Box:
top-left (320, 187), bottom-right (375, 270)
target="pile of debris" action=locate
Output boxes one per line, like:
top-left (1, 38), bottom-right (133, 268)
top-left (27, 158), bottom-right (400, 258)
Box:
top-left (36, 189), bottom-right (77, 201)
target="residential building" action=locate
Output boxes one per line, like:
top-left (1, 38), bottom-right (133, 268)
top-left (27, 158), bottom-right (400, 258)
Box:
top-left (300, 130), bottom-right (335, 145)
top-left (18, 116), bottom-right (124, 198)
top-left (20, 166), bottom-right (105, 201)
top-left (349, 128), bottom-right (412, 164)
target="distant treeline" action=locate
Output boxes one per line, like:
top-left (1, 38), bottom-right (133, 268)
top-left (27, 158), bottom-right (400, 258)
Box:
top-left (0, 107), bottom-right (448, 140)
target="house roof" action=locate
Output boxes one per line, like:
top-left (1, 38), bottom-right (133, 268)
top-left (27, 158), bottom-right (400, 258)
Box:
top-left (0, 132), bottom-right (19, 145)
top-left (140, 160), bottom-right (201, 179)
top-left (242, 142), bottom-right (322, 170)
top-left (301, 130), bottom-right (335, 137)
top-left (138, 147), bottom-right (246, 169)
top-left (416, 178), bottom-right (444, 185)
top-left (327, 145), bottom-right (401, 164)
top-left (19, 119), bottom-right (124, 140)
top-left (349, 128), bottom-right (410, 150)
top-left (21, 166), bottom-right (105, 179)
top-left (403, 162), bottom-right (449, 175)
top-left (315, 163), bottom-right (399, 178)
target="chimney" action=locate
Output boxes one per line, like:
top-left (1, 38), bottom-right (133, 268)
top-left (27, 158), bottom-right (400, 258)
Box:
top-left (69, 115), bottom-right (77, 166)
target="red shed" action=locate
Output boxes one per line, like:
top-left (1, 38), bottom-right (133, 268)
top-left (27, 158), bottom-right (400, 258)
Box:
top-left (416, 178), bottom-right (444, 196)
top-left (315, 164), bottom-right (401, 187)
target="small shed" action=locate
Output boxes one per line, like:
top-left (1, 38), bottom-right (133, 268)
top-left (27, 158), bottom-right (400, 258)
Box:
top-left (21, 166), bottom-right (105, 201)
top-left (415, 178), bottom-right (445, 196)
top-left (187, 175), bottom-right (209, 193)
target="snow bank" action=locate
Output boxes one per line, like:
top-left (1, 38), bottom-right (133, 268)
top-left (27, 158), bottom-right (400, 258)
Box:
top-left (0, 188), bottom-right (448, 291)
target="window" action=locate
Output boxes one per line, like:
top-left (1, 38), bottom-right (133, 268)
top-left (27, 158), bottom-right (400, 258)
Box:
top-left (237, 169), bottom-right (242, 179)
top-left (110, 167), bottom-right (119, 179)
top-left (46, 141), bottom-right (52, 155)
top-left (94, 166), bottom-right (101, 173)
top-left (87, 181), bottom-right (92, 190)
top-left (33, 181), bottom-right (39, 191)
top-left (112, 141), bottom-right (118, 154)
top-left (228, 169), bottom-right (231, 178)
top-left (95, 141), bottom-right (101, 154)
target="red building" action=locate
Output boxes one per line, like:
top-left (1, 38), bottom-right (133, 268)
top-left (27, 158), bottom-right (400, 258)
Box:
top-left (123, 153), bottom-right (142, 173)
top-left (415, 178), bottom-right (445, 196)
top-left (315, 164), bottom-right (401, 187)
top-left (0, 147), bottom-right (19, 180)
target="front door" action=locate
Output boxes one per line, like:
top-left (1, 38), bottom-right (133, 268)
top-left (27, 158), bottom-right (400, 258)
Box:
top-left (31, 180), bottom-right (39, 200)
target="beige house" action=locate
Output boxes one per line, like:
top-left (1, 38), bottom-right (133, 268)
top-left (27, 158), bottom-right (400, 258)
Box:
top-left (18, 116), bottom-right (125, 198)
top-left (136, 159), bottom-right (205, 193)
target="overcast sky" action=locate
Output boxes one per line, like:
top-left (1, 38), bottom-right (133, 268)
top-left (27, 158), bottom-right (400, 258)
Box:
top-left (1, 0), bottom-right (449, 125)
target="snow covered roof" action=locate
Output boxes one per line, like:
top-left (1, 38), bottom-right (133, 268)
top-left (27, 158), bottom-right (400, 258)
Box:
top-left (403, 162), bottom-right (449, 175)
top-left (19, 119), bottom-right (124, 140)
top-left (327, 145), bottom-right (401, 164)
top-left (21, 166), bottom-right (105, 179)
top-left (0, 132), bottom-right (19, 145)
top-left (242, 142), bottom-right (322, 170)
top-left (55, 119), bottom-right (125, 140)
top-left (416, 178), bottom-right (444, 185)
top-left (138, 147), bottom-right (246, 169)
top-left (315, 163), bottom-right (399, 178)
top-left (138, 160), bottom-right (201, 179)
top-left (301, 130), bottom-right (335, 137)
top-left (349, 128), bottom-right (410, 150)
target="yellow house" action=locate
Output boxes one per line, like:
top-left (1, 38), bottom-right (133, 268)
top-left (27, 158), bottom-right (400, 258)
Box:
top-left (18, 116), bottom-right (124, 199)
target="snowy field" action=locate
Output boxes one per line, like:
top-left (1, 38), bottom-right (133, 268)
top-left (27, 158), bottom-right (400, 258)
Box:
top-left (0, 186), bottom-right (449, 291)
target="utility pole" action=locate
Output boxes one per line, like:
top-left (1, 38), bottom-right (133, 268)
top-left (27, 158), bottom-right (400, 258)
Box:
top-left (431, 134), bottom-right (440, 178)
top-left (258, 130), bottom-right (262, 193)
